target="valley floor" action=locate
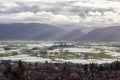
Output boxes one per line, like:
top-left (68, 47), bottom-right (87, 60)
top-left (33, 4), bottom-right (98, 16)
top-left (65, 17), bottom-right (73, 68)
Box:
top-left (0, 54), bottom-right (119, 64)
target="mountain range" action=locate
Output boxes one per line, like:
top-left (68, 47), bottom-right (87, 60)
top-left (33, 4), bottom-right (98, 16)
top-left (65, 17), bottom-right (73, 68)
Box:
top-left (0, 23), bottom-right (120, 41)
top-left (81, 26), bottom-right (120, 41)
top-left (0, 23), bottom-right (65, 40)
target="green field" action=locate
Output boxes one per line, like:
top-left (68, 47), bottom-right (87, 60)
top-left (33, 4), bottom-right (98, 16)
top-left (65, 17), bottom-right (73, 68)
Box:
top-left (40, 53), bottom-right (79, 60)
top-left (86, 52), bottom-right (113, 59)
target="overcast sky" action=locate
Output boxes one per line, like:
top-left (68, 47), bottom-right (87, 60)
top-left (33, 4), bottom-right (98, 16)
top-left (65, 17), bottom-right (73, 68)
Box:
top-left (0, 0), bottom-right (120, 27)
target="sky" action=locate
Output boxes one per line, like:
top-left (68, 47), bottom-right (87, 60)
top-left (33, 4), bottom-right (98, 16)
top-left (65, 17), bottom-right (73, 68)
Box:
top-left (0, 0), bottom-right (120, 27)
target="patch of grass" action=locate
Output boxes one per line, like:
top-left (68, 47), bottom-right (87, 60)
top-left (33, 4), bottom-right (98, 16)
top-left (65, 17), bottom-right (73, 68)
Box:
top-left (56, 54), bottom-right (78, 59)
top-left (115, 49), bottom-right (120, 52)
top-left (0, 52), bottom-right (18, 57)
top-left (87, 52), bottom-right (113, 59)
top-left (29, 53), bottom-right (38, 56)
top-left (21, 49), bottom-right (35, 55)
top-left (40, 53), bottom-right (79, 60)
top-left (0, 54), bottom-right (9, 57)
top-left (40, 53), bottom-right (48, 58)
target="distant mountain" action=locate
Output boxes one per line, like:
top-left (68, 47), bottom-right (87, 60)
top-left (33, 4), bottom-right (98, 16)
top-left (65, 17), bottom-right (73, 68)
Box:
top-left (59, 30), bottom-right (84, 40)
top-left (0, 23), bottom-right (65, 40)
top-left (1, 23), bottom-right (120, 41)
top-left (81, 26), bottom-right (120, 41)
top-left (58, 24), bottom-right (95, 33)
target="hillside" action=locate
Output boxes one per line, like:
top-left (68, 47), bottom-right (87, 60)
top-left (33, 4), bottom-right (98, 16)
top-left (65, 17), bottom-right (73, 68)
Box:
top-left (59, 30), bottom-right (84, 40)
top-left (81, 26), bottom-right (120, 41)
top-left (0, 23), bottom-right (65, 40)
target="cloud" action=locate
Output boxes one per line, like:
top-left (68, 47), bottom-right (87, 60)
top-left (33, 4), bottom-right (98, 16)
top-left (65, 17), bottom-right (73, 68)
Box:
top-left (0, 11), bottom-right (80, 24)
top-left (0, 0), bottom-right (120, 26)
top-left (0, 1), bottom-right (18, 12)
